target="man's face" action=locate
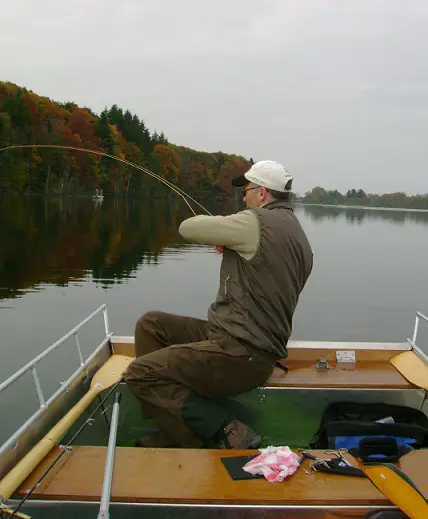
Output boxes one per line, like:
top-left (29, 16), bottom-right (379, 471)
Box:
top-left (243, 183), bottom-right (262, 207)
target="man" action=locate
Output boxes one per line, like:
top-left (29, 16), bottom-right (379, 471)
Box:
top-left (125, 160), bottom-right (313, 448)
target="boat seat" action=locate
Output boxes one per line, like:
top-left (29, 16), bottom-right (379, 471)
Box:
top-left (15, 446), bottom-right (428, 506)
top-left (112, 340), bottom-right (416, 390)
top-left (263, 346), bottom-right (415, 389)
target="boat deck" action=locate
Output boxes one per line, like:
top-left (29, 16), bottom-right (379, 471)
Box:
top-left (3, 307), bottom-right (428, 516)
top-left (14, 446), bottom-right (428, 506)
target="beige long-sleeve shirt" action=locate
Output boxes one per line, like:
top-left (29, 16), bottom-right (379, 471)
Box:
top-left (178, 210), bottom-right (260, 261)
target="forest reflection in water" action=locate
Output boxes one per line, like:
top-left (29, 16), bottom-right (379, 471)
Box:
top-left (1, 195), bottom-right (428, 302)
top-left (0, 195), bottom-right (237, 300)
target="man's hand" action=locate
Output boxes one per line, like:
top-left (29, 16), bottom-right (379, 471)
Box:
top-left (215, 245), bottom-right (224, 254)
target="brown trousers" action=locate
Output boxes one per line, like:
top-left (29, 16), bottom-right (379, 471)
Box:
top-left (125, 311), bottom-right (275, 447)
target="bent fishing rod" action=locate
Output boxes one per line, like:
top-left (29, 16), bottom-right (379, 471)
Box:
top-left (0, 144), bottom-right (213, 216)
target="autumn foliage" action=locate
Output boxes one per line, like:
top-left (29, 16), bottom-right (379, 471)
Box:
top-left (0, 82), bottom-right (252, 196)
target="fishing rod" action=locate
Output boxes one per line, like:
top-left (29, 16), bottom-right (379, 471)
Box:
top-left (0, 145), bottom-right (213, 216)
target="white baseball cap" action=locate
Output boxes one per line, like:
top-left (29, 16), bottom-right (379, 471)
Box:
top-left (232, 160), bottom-right (293, 192)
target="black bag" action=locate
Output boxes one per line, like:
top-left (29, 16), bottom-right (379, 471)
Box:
top-left (310, 401), bottom-right (428, 450)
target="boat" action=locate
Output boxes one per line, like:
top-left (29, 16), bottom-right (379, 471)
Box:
top-left (0, 304), bottom-right (427, 518)
top-left (92, 189), bottom-right (104, 201)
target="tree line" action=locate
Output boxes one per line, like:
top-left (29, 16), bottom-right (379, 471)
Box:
top-left (2, 82), bottom-right (426, 209)
top-left (301, 187), bottom-right (428, 210)
top-left (0, 82), bottom-right (252, 197)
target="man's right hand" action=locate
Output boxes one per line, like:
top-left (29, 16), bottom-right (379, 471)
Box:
top-left (215, 246), bottom-right (224, 254)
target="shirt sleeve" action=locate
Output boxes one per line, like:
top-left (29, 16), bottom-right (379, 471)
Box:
top-left (178, 210), bottom-right (260, 260)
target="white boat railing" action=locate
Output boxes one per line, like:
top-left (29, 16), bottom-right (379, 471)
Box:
top-left (407, 311), bottom-right (428, 364)
top-left (97, 392), bottom-right (121, 519)
top-left (0, 304), bottom-right (112, 459)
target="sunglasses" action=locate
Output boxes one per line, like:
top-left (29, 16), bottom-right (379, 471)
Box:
top-left (243, 186), bottom-right (260, 195)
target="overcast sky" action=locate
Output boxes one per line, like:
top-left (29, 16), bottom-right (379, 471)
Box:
top-left (1, 0), bottom-right (427, 195)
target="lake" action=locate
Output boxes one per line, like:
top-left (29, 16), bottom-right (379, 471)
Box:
top-left (1, 195), bottom-right (428, 443)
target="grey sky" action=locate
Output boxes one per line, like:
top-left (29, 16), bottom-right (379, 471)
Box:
top-left (1, 0), bottom-right (427, 195)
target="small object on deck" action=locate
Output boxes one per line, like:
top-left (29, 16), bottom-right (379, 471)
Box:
top-left (297, 450), bottom-right (319, 461)
top-left (324, 448), bottom-right (352, 467)
top-left (275, 361), bottom-right (288, 372)
top-left (308, 457), bottom-right (366, 478)
top-left (297, 450), bottom-right (331, 474)
top-left (242, 446), bottom-right (301, 482)
top-left (221, 455), bottom-right (264, 480)
top-left (315, 357), bottom-right (331, 370)
top-left (336, 350), bottom-right (356, 363)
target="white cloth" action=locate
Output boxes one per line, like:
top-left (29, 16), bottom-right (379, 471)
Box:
top-left (242, 446), bottom-right (301, 483)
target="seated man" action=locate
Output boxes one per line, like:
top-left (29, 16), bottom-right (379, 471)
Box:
top-left (125, 160), bottom-right (313, 448)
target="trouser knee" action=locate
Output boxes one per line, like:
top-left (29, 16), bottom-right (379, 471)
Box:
top-left (135, 311), bottom-right (165, 334)
top-left (134, 311), bottom-right (169, 357)
top-left (124, 358), bottom-right (154, 390)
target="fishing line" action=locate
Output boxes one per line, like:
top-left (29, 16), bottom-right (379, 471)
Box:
top-left (0, 145), bottom-right (213, 216)
top-left (0, 144), bottom-right (237, 464)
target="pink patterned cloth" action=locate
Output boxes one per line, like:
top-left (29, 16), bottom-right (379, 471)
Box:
top-left (242, 446), bottom-right (301, 482)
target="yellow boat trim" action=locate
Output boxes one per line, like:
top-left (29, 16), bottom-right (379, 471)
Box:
top-left (364, 463), bottom-right (428, 519)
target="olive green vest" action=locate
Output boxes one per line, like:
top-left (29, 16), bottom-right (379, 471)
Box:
top-left (207, 201), bottom-right (313, 359)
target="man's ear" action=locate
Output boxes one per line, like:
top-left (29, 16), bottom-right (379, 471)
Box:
top-left (259, 187), bottom-right (269, 200)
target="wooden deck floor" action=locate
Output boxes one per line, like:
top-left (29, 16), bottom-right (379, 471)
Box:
top-left (15, 447), bottom-right (428, 506)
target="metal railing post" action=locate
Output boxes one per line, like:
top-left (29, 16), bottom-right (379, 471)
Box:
top-left (103, 307), bottom-right (110, 339)
top-left (75, 333), bottom-right (85, 368)
top-left (407, 311), bottom-right (428, 365)
top-left (412, 315), bottom-right (420, 345)
top-left (31, 366), bottom-right (45, 408)
top-left (97, 392), bottom-right (121, 519)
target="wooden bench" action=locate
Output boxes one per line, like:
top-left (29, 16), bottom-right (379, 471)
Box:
top-left (266, 361), bottom-right (414, 389)
top-left (112, 340), bottom-right (415, 390)
top-left (15, 446), bottom-right (428, 506)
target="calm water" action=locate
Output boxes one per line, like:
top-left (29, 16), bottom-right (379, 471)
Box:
top-left (1, 195), bottom-right (428, 443)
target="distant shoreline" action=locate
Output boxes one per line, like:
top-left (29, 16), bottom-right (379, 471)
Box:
top-left (295, 202), bottom-right (428, 213)
top-left (2, 193), bottom-right (428, 213)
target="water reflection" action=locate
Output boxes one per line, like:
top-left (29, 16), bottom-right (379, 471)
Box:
top-left (3, 196), bottom-right (428, 302)
top-left (0, 195), bottom-right (237, 301)
top-left (301, 204), bottom-right (428, 225)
